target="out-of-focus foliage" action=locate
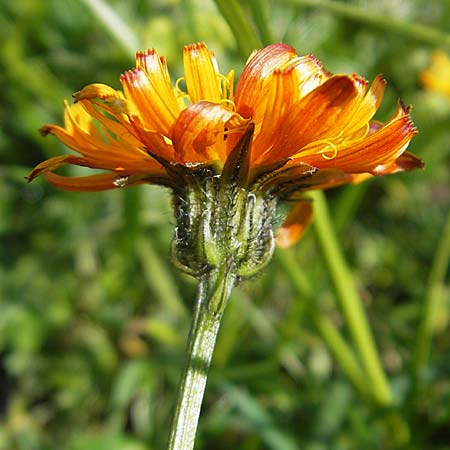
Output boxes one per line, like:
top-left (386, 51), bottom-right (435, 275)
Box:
top-left (0, 0), bottom-right (449, 449)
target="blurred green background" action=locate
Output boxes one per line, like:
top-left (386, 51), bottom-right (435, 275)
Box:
top-left (1, 0), bottom-right (449, 449)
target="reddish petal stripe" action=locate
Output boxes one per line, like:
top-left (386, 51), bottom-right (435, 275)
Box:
top-left (251, 66), bottom-right (299, 162)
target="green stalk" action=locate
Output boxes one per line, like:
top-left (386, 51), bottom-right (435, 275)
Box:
top-left (276, 250), bottom-right (371, 399)
top-left (213, 0), bottom-right (262, 56)
top-left (245, 0), bottom-right (275, 45)
top-left (135, 237), bottom-right (187, 321)
top-left (310, 191), bottom-right (392, 406)
top-left (80, 0), bottom-right (139, 55)
top-left (412, 208), bottom-right (450, 385)
top-left (282, 0), bottom-right (450, 48)
top-left (332, 183), bottom-right (369, 234)
top-left (167, 268), bottom-right (236, 450)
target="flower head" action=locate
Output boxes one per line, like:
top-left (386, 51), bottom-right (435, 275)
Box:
top-left (28, 43), bottom-right (422, 259)
top-left (28, 42), bottom-right (420, 189)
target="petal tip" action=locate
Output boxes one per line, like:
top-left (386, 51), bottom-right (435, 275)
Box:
top-left (39, 125), bottom-right (52, 137)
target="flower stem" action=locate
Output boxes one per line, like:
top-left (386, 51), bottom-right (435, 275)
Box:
top-left (80, 0), bottom-right (139, 55)
top-left (167, 267), bottom-right (236, 450)
top-left (311, 191), bottom-right (392, 406)
top-left (276, 250), bottom-right (371, 400)
top-left (245, 0), bottom-right (276, 45)
top-left (412, 207), bottom-right (450, 385)
top-left (282, 0), bottom-right (450, 48)
top-left (213, 0), bottom-right (262, 56)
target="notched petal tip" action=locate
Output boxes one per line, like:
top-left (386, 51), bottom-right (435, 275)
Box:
top-left (135, 48), bottom-right (157, 59)
top-left (351, 73), bottom-right (369, 90)
top-left (184, 41), bottom-right (208, 52)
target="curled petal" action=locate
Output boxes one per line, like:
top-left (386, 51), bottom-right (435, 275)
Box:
top-left (291, 53), bottom-right (330, 97)
top-left (61, 101), bottom-right (95, 135)
top-left (26, 155), bottom-right (89, 182)
top-left (172, 101), bottom-right (248, 164)
top-left (276, 201), bottom-right (313, 248)
top-left (235, 43), bottom-right (298, 118)
top-left (76, 87), bottom-right (136, 117)
top-left (74, 83), bottom-right (121, 100)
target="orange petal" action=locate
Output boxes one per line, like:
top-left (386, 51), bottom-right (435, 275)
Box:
top-left (292, 53), bottom-right (330, 97)
top-left (303, 104), bottom-right (417, 173)
top-left (75, 85), bottom-right (137, 119)
top-left (235, 43), bottom-right (298, 118)
top-left (276, 201), bottom-right (313, 248)
top-left (41, 102), bottom-right (163, 174)
top-left (341, 74), bottom-right (386, 136)
top-left (183, 42), bottom-right (223, 103)
top-left (251, 65), bottom-right (299, 162)
top-left (74, 83), bottom-right (121, 99)
top-left (26, 155), bottom-right (88, 181)
top-left (120, 65), bottom-right (178, 135)
top-left (263, 75), bottom-right (364, 163)
top-left (135, 49), bottom-right (181, 115)
top-left (44, 172), bottom-right (137, 191)
top-left (172, 101), bottom-right (247, 164)
top-left (77, 100), bottom-right (141, 147)
top-left (45, 102), bottom-right (113, 151)
top-left (371, 151), bottom-right (424, 175)
top-left (78, 98), bottom-right (176, 161)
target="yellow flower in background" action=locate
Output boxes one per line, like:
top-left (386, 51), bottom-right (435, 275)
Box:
top-left (421, 50), bottom-right (450, 99)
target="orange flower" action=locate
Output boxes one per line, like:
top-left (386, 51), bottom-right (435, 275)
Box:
top-left (27, 43), bottom-right (422, 250)
top-left (28, 42), bottom-right (421, 190)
